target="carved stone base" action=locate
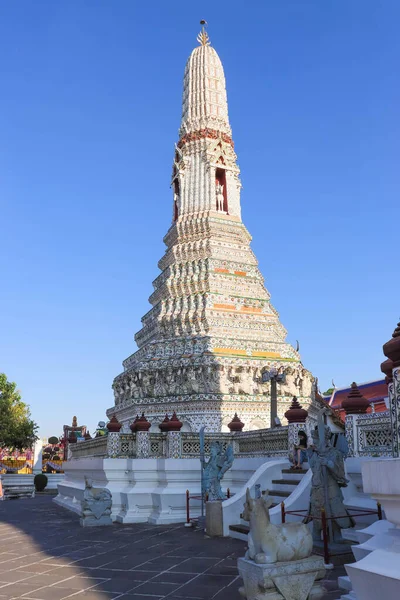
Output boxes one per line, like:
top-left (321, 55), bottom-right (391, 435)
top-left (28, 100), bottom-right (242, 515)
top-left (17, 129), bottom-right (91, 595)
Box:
top-left (237, 555), bottom-right (326, 600)
top-left (79, 514), bottom-right (113, 527)
top-left (205, 500), bottom-right (223, 537)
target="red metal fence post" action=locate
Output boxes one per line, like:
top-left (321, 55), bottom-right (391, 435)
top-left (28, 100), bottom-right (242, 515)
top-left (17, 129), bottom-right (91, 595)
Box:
top-left (186, 489), bottom-right (190, 524)
top-left (321, 509), bottom-right (330, 566)
top-left (281, 501), bottom-right (285, 524)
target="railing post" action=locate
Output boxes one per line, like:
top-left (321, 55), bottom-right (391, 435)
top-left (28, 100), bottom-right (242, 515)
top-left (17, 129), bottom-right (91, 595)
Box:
top-left (184, 489), bottom-right (192, 527)
top-left (391, 368), bottom-right (400, 457)
top-left (136, 431), bottom-right (150, 458)
top-left (345, 414), bottom-right (357, 458)
top-left (377, 501), bottom-right (382, 520)
top-left (321, 508), bottom-right (330, 566)
top-left (106, 432), bottom-right (121, 458)
top-left (281, 501), bottom-right (285, 523)
top-left (227, 488), bottom-right (230, 499)
top-left (166, 431), bottom-right (182, 458)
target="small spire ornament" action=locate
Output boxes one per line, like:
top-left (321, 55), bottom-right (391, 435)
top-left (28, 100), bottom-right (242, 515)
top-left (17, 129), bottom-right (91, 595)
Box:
top-left (197, 19), bottom-right (210, 46)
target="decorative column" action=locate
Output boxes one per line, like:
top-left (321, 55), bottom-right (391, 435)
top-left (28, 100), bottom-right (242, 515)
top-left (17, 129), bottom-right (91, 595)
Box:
top-left (106, 415), bottom-right (122, 458)
top-left (135, 413), bottom-right (151, 458)
top-left (284, 397), bottom-right (308, 453)
top-left (342, 382), bottom-right (370, 457)
top-left (165, 412), bottom-right (183, 458)
top-left (32, 439), bottom-right (43, 475)
top-left (383, 321), bottom-right (400, 458)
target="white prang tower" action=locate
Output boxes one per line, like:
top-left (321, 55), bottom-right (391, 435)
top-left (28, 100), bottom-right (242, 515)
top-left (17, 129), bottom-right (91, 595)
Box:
top-left (108, 24), bottom-right (313, 432)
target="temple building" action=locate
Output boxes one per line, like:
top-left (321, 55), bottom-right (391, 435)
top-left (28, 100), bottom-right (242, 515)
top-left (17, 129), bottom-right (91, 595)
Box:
top-left (107, 25), bottom-right (314, 432)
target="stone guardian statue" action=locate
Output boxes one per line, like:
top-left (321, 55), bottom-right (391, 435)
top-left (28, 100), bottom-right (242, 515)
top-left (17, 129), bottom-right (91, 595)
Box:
top-left (80, 477), bottom-right (112, 527)
top-left (307, 410), bottom-right (354, 542)
top-left (201, 439), bottom-right (234, 501)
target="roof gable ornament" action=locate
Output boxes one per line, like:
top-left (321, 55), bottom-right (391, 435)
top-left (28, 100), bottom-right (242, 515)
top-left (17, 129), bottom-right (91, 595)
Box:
top-left (197, 19), bottom-right (210, 46)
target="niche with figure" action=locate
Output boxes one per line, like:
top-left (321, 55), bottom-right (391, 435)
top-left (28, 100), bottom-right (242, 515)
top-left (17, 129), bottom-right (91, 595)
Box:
top-left (173, 177), bottom-right (180, 221)
top-left (215, 168), bottom-right (228, 213)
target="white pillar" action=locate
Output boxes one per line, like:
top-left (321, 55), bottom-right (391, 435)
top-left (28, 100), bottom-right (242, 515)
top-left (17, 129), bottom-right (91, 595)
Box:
top-left (33, 439), bottom-right (43, 474)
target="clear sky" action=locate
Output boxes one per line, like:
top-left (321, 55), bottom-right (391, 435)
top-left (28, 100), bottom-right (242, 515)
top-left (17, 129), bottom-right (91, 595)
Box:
top-left (1, 1), bottom-right (398, 438)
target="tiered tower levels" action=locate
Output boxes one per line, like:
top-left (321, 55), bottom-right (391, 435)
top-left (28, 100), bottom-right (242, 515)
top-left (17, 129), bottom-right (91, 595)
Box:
top-left (107, 28), bottom-right (313, 432)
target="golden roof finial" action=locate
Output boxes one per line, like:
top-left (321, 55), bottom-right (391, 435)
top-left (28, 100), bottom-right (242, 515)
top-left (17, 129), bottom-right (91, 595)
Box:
top-left (197, 19), bottom-right (210, 46)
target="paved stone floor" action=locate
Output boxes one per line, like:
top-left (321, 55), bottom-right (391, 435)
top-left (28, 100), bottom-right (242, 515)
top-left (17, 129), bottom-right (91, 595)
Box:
top-left (0, 497), bottom-right (346, 599)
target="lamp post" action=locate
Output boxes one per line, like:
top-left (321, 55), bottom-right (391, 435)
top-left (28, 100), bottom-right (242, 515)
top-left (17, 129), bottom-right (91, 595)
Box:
top-left (261, 368), bottom-right (286, 428)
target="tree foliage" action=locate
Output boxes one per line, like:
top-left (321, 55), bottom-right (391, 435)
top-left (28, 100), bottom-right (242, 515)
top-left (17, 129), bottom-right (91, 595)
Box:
top-left (0, 373), bottom-right (38, 450)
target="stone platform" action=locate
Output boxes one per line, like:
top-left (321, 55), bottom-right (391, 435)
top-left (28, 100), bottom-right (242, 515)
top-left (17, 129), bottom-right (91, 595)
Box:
top-left (0, 496), bottom-right (347, 599)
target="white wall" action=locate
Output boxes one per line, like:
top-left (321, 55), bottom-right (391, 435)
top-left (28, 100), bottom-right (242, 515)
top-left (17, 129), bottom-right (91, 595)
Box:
top-left (54, 456), bottom-right (267, 525)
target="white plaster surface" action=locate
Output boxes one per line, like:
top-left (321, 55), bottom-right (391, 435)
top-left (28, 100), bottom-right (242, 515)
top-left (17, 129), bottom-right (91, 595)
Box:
top-left (346, 549), bottom-right (400, 600)
top-left (355, 519), bottom-right (395, 544)
top-left (362, 458), bottom-right (400, 525)
top-left (55, 456), bottom-right (267, 524)
top-left (343, 458), bottom-right (400, 600)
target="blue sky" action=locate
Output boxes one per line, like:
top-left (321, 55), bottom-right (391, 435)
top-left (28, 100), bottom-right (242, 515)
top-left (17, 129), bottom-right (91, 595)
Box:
top-left (1, 1), bottom-right (398, 438)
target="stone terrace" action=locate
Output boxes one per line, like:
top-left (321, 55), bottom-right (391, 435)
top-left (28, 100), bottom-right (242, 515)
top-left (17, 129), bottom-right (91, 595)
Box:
top-left (0, 497), bottom-right (344, 599)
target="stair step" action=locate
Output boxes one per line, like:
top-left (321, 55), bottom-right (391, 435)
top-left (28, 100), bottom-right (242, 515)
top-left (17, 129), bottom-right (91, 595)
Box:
top-left (281, 468), bottom-right (308, 474)
top-left (230, 523), bottom-right (250, 535)
top-left (271, 479), bottom-right (300, 485)
top-left (338, 576), bottom-right (352, 592)
top-left (269, 490), bottom-right (291, 498)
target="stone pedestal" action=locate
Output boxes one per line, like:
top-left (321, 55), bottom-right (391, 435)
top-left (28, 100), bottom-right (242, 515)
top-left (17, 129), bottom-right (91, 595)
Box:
top-left (205, 501), bottom-right (223, 537)
top-left (80, 512), bottom-right (113, 527)
top-left (237, 555), bottom-right (326, 600)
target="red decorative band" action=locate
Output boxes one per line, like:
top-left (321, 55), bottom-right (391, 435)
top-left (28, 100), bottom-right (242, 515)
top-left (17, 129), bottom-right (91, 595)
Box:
top-left (178, 128), bottom-right (234, 148)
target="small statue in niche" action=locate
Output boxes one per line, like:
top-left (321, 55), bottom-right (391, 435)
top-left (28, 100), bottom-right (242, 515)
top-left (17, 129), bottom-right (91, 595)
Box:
top-left (202, 440), bottom-right (234, 501)
top-left (80, 477), bottom-right (112, 527)
top-left (215, 182), bottom-right (224, 212)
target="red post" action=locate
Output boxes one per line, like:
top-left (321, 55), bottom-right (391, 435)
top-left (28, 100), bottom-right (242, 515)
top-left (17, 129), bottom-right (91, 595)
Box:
top-left (281, 501), bottom-right (285, 524)
top-left (321, 508), bottom-right (330, 566)
top-left (227, 488), bottom-right (231, 499)
top-left (377, 502), bottom-right (382, 520)
top-left (186, 489), bottom-right (190, 524)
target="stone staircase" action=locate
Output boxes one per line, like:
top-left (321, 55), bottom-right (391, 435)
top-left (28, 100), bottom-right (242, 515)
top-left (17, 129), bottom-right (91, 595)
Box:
top-left (229, 466), bottom-right (309, 539)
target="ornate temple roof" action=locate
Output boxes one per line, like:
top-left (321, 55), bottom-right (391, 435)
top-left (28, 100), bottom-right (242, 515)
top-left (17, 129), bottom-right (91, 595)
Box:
top-left (180, 24), bottom-right (231, 137)
top-left (326, 379), bottom-right (388, 417)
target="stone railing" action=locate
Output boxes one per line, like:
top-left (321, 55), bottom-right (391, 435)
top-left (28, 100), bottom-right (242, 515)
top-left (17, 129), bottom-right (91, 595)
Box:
top-left (346, 411), bottom-right (392, 458)
top-left (69, 437), bottom-right (108, 459)
top-left (117, 434), bottom-right (136, 458)
top-left (180, 432), bottom-right (234, 458)
top-left (68, 426), bottom-right (291, 460)
top-left (233, 427), bottom-right (289, 457)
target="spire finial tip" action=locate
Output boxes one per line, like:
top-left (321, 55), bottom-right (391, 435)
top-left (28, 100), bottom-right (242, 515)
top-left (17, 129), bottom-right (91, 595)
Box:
top-left (197, 20), bottom-right (210, 46)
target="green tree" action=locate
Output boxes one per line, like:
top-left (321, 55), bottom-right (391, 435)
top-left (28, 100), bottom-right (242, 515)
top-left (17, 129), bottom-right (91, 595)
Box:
top-left (0, 373), bottom-right (38, 450)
